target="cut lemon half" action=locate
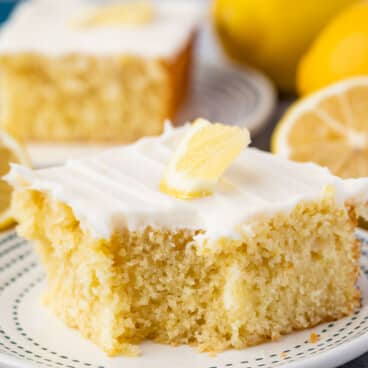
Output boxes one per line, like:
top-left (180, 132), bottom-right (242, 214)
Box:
top-left (72, 1), bottom-right (154, 28)
top-left (272, 77), bottom-right (368, 178)
top-left (0, 131), bottom-right (29, 230)
top-left (160, 119), bottom-right (250, 200)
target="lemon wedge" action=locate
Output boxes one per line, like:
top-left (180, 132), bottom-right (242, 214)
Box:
top-left (0, 130), bottom-right (29, 230)
top-left (160, 119), bottom-right (250, 200)
top-left (72, 1), bottom-right (154, 28)
top-left (272, 77), bottom-right (368, 178)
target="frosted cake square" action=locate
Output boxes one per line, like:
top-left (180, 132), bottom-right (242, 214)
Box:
top-left (6, 122), bottom-right (368, 356)
top-left (0, 0), bottom-right (199, 142)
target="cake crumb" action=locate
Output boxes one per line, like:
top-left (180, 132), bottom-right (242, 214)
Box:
top-left (11, 186), bottom-right (362, 356)
top-left (309, 332), bottom-right (319, 344)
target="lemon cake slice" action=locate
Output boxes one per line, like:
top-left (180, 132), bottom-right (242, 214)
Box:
top-left (0, 0), bottom-right (199, 142)
top-left (5, 120), bottom-right (368, 356)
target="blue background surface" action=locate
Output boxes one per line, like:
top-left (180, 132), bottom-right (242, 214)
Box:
top-left (0, 0), bottom-right (19, 24)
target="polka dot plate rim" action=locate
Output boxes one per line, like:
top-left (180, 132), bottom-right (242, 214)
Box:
top-left (0, 228), bottom-right (367, 368)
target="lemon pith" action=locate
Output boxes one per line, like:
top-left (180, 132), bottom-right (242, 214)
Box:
top-left (160, 119), bottom-right (251, 200)
top-left (272, 77), bottom-right (368, 178)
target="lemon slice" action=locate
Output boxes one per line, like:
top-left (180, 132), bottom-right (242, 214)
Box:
top-left (160, 119), bottom-right (250, 200)
top-left (272, 77), bottom-right (368, 178)
top-left (72, 1), bottom-right (154, 28)
top-left (0, 131), bottom-right (29, 230)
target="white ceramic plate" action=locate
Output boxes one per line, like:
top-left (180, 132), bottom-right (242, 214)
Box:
top-left (28, 62), bottom-right (276, 167)
top-left (0, 229), bottom-right (367, 368)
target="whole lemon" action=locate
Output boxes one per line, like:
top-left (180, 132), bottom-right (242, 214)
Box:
top-left (297, 2), bottom-right (368, 95)
top-left (213, 0), bottom-right (357, 92)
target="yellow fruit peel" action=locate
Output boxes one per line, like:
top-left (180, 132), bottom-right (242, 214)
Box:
top-left (272, 77), bottom-right (368, 179)
top-left (297, 2), bottom-right (368, 95)
top-left (160, 119), bottom-right (251, 200)
top-left (213, 0), bottom-right (356, 92)
top-left (72, 1), bottom-right (154, 28)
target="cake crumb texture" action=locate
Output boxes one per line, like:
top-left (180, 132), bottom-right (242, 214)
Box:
top-left (12, 189), bottom-right (361, 356)
top-left (309, 332), bottom-right (319, 344)
top-left (0, 38), bottom-right (192, 142)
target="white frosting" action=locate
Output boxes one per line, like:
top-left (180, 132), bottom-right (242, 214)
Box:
top-left (6, 124), bottom-right (368, 243)
top-left (162, 119), bottom-right (251, 196)
top-left (0, 0), bottom-right (201, 58)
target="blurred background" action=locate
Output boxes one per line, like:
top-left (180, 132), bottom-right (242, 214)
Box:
top-left (0, 0), bottom-right (366, 179)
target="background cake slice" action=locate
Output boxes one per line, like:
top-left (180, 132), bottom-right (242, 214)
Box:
top-left (6, 122), bottom-right (368, 356)
top-left (0, 0), bottom-right (200, 142)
